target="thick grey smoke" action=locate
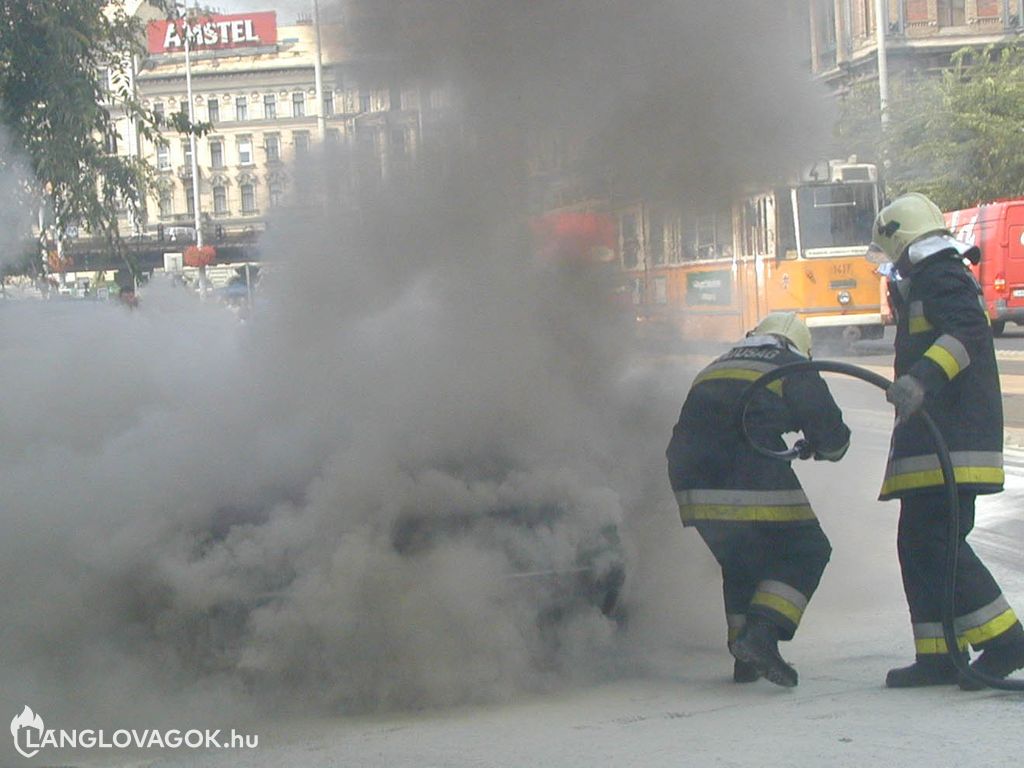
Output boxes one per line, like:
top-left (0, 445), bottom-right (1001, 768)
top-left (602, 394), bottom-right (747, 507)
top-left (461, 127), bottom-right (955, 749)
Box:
top-left (0, 0), bottom-right (835, 742)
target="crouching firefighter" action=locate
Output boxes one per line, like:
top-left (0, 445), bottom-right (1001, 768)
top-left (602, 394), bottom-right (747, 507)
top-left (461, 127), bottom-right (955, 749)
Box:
top-left (869, 193), bottom-right (1024, 689)
top-left (666, 313), bottom-right (851, 687)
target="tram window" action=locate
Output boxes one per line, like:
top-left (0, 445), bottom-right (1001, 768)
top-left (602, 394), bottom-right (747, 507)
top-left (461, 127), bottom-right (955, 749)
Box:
top-left (648, 214), bottom-right (665, 266)
top-left (776, 190), bottom-right (797, 260)
top-left (695, 214), bottom-right (719, 259)
top-left (683, 212), bottom-right (729, 260)
top-left (653, 276), bottom-right (668, 304)
top-left (621, 212), bottom-right (640, 269)
top-left (742, 198), bottom-right (771, 256)
top-left (796, 183), bottom-right (877, 253)
top-left (665, 215), bottom-right (682, 264)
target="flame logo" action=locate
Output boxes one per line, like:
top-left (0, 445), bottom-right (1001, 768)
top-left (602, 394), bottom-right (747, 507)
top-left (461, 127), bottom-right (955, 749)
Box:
top-left (10, 705), bottom-right (44, 759)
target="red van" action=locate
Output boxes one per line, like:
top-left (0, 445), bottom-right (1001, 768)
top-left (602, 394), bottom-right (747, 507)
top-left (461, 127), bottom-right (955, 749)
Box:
top-left (946, 199), bottom-right (1024, 336)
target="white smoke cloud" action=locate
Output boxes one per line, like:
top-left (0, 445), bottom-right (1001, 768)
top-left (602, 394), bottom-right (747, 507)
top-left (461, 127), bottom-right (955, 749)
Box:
top-left (0, 0), bottom-right (836, 738)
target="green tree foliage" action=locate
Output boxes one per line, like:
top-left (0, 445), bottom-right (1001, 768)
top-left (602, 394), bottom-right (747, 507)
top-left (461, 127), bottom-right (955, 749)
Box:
top-left (838, 44), bottom-right (1024, 211)
top-left (0, 0), bottom-right (171, 273)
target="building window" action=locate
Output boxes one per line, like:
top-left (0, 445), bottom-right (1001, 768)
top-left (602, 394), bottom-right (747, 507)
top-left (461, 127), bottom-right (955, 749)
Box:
top-left (182, 139), bottom-right (193, 169)
top-left (158, 190), bottom-right (172, 217)
top-left (905, 0), bottom-right (929, 22)
top-left (359, 90), bottom-right (371, 113)
top-left (813, 0), bottom-right (837, 72)
top-left (210, 140), bottom-right (224, 169)
top-left (323, 92), bottom-right (335, 116)
top-left (238, 136), bottom-right (253, 165)
top-left (265, 134), bottom-right (280, 163)
top-left (976, 0), bottom-right (1001, 19)
top-left (235, 96), bottom-right (248, 121)
top-left (207, 98), bottom-right (219, 123)
top-left (156, 142), bottom-right (171, 170)
top-left (269, 181), bottom-right (283, 208)
top-left (185, 185), bottom-right (195, 216)
top-left (293, 131), bottom-right (310, 155)
top-left (153, 102), bottom-right (165, 126)
top-left (292, 92), bottom-right (306, 117)
top-left (938, 0), bottom-right (966, 26)
top-left (264, 94), bottom-right (276, 119)
top-left (213, 185), bottom-right (228, 215)
top-left (240, 183), bottom-right (256, 214)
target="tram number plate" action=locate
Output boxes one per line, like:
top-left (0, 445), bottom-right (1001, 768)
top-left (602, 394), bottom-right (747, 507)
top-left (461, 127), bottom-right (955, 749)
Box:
top-left (1013, 289), bottom-right (1024, 298)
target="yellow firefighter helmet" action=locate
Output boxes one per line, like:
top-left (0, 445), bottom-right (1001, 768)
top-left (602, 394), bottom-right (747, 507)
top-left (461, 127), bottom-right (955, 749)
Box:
top-left (752, 312), bottom-right (812, 358)
top-left (868, 193), bottom-right (948, 264)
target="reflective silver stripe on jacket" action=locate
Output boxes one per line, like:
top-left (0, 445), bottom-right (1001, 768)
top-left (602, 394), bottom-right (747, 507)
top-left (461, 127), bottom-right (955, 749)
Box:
top-left (923, 333), bottom-right (971, 380)
top-left (675, 489), bottom-right (810, 507)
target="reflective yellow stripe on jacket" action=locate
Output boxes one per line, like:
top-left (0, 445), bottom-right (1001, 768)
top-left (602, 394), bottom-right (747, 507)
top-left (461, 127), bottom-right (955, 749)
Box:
top-left (691, 359), bottom-right (784, 396)
top-left (923, 333), bottom-right (971, 381)
top-left (675, 488), bottom-right (815, 524)
top-left (881, 451), bottom-right (1004, 497)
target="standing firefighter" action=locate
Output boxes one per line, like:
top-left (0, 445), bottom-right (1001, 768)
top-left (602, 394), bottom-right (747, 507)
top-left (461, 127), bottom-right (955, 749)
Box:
top-left (666, 313), bottom-right (851, 687)
top-left (869, 193), bottom-right (1024, 688)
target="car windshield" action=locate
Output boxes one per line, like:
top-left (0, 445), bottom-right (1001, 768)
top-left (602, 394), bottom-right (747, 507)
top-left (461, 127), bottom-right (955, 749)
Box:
top-left (796, 182), bottom-right (877, 253)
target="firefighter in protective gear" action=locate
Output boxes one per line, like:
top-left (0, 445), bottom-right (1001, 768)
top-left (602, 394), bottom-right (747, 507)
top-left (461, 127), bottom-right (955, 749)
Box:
top-left (869, 192), bottom-right (1024, 688)
top-left (666, 313), bottom-right (851, 687)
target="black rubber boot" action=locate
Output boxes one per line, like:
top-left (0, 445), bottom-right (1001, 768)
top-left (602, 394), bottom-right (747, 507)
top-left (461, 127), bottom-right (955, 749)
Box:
top-left (959, 640), bottom-right (1024, 690)
top-left (731, 616), bottom-right (798, 688)
top-left (885, 656), bottom-right (960, 688)
top-left (733, 659), bottom-right (760, 683)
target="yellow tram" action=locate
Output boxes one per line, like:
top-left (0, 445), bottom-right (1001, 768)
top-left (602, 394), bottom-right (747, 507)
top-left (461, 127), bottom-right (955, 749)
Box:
top-left (615, 159), bottom-right (886, 345)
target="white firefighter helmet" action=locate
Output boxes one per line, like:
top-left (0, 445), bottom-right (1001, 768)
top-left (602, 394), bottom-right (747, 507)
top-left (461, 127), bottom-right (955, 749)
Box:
top-left (751, 312), bottom-right (812, 358)
top-left (867, 192), bottom-right (978, 268)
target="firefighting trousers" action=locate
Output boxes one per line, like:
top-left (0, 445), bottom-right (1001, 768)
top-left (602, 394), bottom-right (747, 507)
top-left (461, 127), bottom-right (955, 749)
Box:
top-left (898, 491), bottom-right (1024, 658)
top-left (695, 521), bottom-right (831, 643)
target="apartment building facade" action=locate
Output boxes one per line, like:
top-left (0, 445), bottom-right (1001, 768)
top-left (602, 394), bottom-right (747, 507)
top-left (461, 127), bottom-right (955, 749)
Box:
top-left (810, 0), bottom-right (1024, 89)
top-left (109, 3), bottom-right (445, 267)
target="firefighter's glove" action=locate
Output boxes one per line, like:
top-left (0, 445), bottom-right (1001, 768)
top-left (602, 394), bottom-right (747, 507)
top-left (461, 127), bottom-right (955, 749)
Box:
top-left (792, 439), bottom-right (815, 461)
top-left (887, 375), bottom-right (925, 424)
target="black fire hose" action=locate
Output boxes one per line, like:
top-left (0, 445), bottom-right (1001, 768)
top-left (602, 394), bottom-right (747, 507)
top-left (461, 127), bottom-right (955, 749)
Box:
top-left (738, 359), bottom-right (1024, 692)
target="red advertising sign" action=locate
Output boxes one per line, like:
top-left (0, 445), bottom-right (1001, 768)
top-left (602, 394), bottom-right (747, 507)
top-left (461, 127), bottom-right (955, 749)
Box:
top-left (147, 12), bottom-right (277, 54)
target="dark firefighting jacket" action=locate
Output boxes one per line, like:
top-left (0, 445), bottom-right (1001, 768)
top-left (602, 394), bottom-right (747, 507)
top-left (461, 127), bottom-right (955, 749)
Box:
top-left (880, 252), bottom-right (1004, 500)
top-left (666, 336), bottom-right (851, 526)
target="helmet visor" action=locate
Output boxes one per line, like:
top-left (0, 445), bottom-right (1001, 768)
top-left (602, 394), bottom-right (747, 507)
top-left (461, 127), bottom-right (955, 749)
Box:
top-left (865, 242), bottom-right (891, 265)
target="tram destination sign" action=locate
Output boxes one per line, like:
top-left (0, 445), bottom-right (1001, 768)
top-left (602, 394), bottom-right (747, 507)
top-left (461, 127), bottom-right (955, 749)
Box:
top-left (686, 269), bottom-right (732, 306)
top-left (148, 12), bottom-right (278, 54)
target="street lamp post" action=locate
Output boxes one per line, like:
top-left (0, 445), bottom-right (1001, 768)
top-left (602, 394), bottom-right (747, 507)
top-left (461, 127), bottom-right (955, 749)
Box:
top-left (874, 0), bottom-right (890, 128)
top-left (181, 4), bottom-right (206, 295)
top-left (313, 0), bottom-right (326, 142)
